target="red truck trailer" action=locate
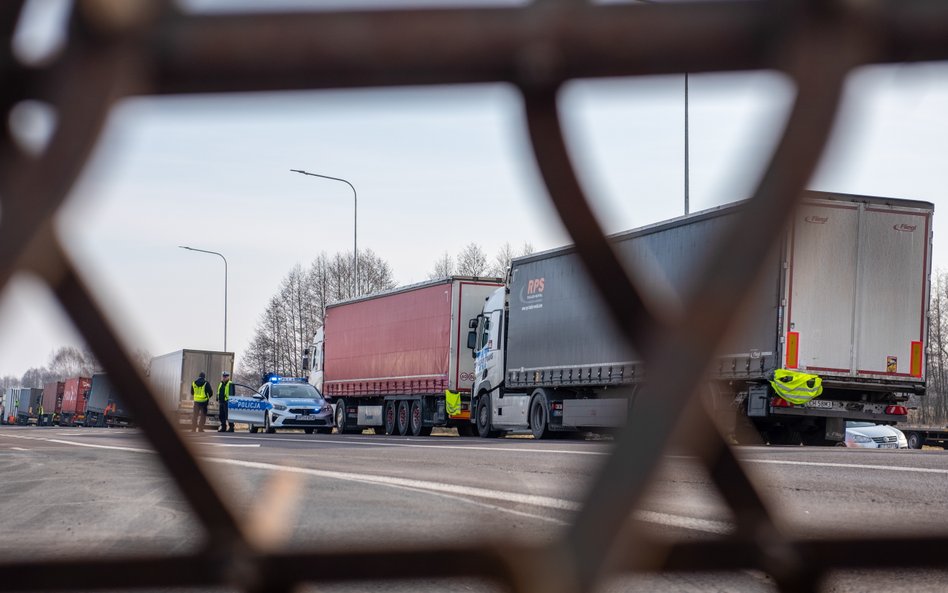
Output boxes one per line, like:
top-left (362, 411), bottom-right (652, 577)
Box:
top-left (311, 277), bottom-right (503, 436)
top-left (39, 381), bottom-right (65, 425)
top-left (61, 376), bottom-right (92, 426)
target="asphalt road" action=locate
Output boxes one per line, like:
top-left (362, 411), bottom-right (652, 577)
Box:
top-left (2, 425), bottom-right (947, 592)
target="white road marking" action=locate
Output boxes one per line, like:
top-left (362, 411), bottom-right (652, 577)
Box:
top-left (207, 443), bottom-right (260, 448)
top-left (217, 433), bottom-right (610, 456)
top-left (0, 431), bottom-right (729, 534)
top-left (11, 447), bottom-right (28, 451)
top-left (744, 458), bottom-right (948, 475)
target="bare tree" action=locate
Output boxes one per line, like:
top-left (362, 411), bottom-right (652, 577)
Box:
top-left (429, 252), bottom-right (454, 279)
top-left (456, 242), bottom-right (488, 277)
top-left (239, 249), bottom-right (396, 380)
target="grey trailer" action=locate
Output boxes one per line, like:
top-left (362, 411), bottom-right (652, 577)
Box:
top-left (149, 349), bottom-right (234, 423)
top-left (468, 191), bottom-right (932, 444)
top-left (85, 373), bottom-right (132, 427)
top-left (1, 388), bottom-right (15, 424)
top-left (12, 387), bottom-right (44, 425)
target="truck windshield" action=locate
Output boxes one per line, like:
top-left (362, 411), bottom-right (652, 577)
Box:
top-left (270, 383), bottom-right (324, 400)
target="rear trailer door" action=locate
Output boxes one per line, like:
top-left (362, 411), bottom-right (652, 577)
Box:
top-left (786, 199), bottom-right (931, 383)
top-left (448, 280), bottom-right (504, 393)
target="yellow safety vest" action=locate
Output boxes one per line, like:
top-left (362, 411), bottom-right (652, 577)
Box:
top-left (192, 381), bottom-right (210, 403)
top-left (445, 390), bottom-right (461, 417)
top-left (770, 369), bottom-right (823, 405)
top-left (220, 380), bottom-right (232, 402)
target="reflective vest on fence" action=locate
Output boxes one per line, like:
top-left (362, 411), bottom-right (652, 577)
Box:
top-left (770, 369), bottom-right (823, 405)
top-left (445, 390), bottom-right (461, 416)
top-left (193, 382), bottom-right (210, 403)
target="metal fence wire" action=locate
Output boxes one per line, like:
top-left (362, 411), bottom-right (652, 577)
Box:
top-left (2, 1), bottom-right (948, 592)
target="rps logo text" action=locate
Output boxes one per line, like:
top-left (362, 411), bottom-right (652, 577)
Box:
top-left (527, 277), bottom-right (545, 295)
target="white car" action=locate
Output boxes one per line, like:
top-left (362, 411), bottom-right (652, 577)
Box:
top-left (842, 421), bottom-right (908, 449)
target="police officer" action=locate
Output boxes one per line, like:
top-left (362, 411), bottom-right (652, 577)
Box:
top-left (190, 371), bottom-right (211, 432)
top-left (217, 370), bottom-right (235, 432)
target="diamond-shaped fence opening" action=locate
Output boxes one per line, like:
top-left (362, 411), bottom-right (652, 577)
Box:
top-left (2, 1), bottom-right (948, 593)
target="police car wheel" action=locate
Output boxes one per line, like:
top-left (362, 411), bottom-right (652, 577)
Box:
top-left (249, 425), bottom-right (258, 434)
top-left (265, 414), bottom-right (276, 434)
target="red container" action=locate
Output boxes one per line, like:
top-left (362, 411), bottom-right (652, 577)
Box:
top-left (61, 376), bottom-right (93, 422)
top-left (42, 381), bottom-right (65, 414)
top-left (323, 278), bottom-right (502, 398)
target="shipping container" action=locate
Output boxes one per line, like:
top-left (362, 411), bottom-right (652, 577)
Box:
top-left (39, 381), bottom-right (65, 425)
top-left (466, 191), bottom-right (933, 444)
top-left (61, 377), bottom-right (92, 425)
top-left (149, 349), bottom-right (234, 422)
top-left (312, 277), bottom-right (503, 435)
top-left (85, 373), bottom-right (132, 427)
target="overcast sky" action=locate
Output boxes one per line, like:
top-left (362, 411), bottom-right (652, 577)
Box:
top-left (1, 3), bottom-right (947, 377)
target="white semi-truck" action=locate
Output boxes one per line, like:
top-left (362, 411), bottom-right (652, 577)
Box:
top-left (464, 191), bottom-right (933, 444)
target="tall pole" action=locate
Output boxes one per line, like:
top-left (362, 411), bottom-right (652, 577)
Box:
top-left (684, 72), bottom-right (690, 216)
top-left (179, 246), bottom-right (228, 351)
top-left (291, 169), bottom-right (358, 294)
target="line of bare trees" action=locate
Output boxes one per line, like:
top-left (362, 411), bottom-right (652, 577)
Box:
top-left (429, 241), bottom-right (534, 279)
top-left (239, 249), bottom-right (396, 382)
top-left (917, 271), bottom-right (948, 426)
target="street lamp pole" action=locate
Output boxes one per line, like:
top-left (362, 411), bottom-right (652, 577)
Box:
top-left (290, 169), bottom-right (358, 294)
top-left (179, 246), bottom-right (228, 351)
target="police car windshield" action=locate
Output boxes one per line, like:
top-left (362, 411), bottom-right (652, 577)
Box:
top-left (270, 383), bottom-right (323, 400)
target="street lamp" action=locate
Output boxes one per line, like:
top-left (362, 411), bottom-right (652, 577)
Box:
top-left (290, 169), bottom-right (358, 294)
top-left (179, 245), bottom-right (228, 351)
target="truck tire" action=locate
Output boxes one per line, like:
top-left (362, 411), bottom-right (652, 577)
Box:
top-left (397, 400), bottom-right (411, 436)
top-left (410, 400), bottom-right (424, 437)
top-left (476, 396), bottom-right (501, 438)
top-left (907, 431), bottom-right (924, 449)
top-left (384, 401), bottom-right (397, 435)
top-left (529, 392), bottom-right (551, 440)
top-left (334, 399), bottom-right (346, 433)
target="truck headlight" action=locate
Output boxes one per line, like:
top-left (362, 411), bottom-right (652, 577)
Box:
top-left (272, 403), bottom-right (287, 411)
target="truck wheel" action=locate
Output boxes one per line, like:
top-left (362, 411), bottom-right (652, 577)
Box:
top-left (384, 401), bottom-right (397, 435)
top-left (907, 432), bottom-right (923, 449)
top-left (334, 399), bottom-right (347, 434)
top-left (476, 396), bottom-right (500, 438)
top-left (410, 400), bottom-right (424, 436)
top-left (529, 393), bottom-right (551, 440)
top-left (397, 400), bottom-right (411, 436)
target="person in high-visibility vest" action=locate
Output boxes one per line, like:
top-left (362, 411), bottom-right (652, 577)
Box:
top-left (217, 370), bottom-right (235, 433)
top-left (190, 371), bottom-right (211, 432)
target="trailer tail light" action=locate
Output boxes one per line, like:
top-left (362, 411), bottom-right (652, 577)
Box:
top-left (910, 341), bottom-right (923, 377)
top-left (551, 402), bottom-right (564, 411)
top-left (786, 332), bottom-right (799, 369)
top-left (885, 405), bottom-right (908, 416)
top-left (770, 397), bottom-right (793, 408)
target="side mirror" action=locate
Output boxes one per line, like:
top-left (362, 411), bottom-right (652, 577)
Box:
top-left (467, 330), bottom-right (477, 351)
top-left (468, 318), bottom-right (478, 329)
top-left (252, 393), bottom-right (264, 400)
top-left (302, 347), bottom-right (310, 372)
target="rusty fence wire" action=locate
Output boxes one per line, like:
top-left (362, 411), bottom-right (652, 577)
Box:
top-left (2, 1), bottom-right (948, 592)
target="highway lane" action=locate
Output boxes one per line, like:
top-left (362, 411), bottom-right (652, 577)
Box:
top-left (2, 425), bottom-right (948, 592)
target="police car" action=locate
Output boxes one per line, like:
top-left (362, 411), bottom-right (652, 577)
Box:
top-left (228, 376), bottom-right (334, 434)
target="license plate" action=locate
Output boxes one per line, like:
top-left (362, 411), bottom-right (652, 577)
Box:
top-left (881, 443), bottom-right (897, 449)
top-left (806, 400), bottom-right (834, 409)
top-left (297, 414), bottom-right (315, 421)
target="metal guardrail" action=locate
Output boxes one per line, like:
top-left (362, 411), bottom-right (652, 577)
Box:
top-left (2, 1), bottom-right (948, 592)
